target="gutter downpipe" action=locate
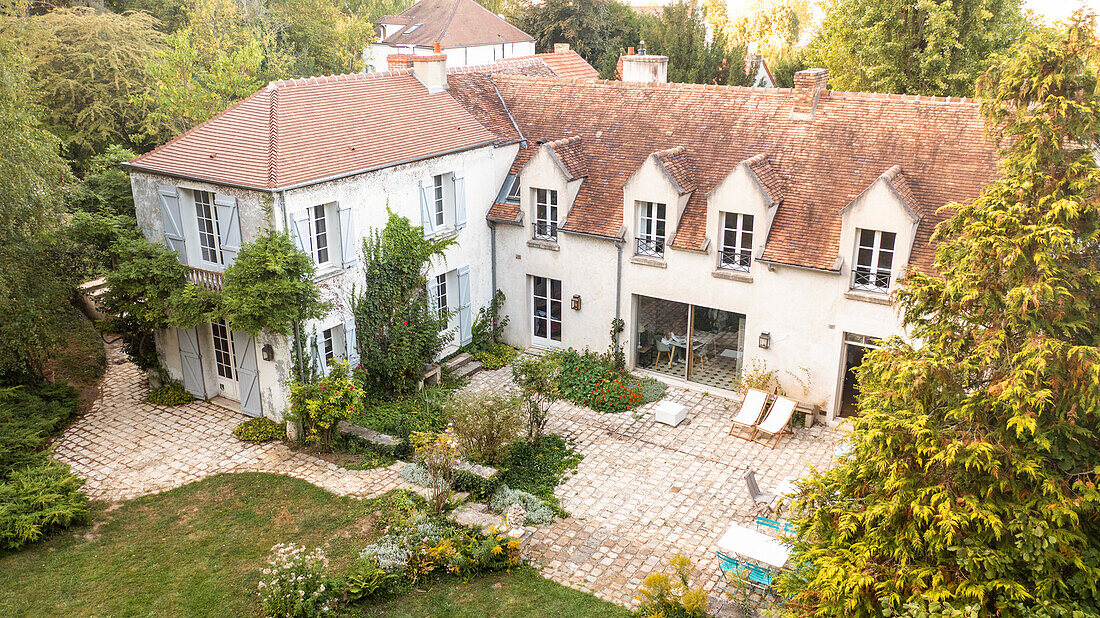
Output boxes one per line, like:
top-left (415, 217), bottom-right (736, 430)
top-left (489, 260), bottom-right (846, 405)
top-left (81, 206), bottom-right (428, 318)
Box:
top-left (615, 238), bottom-right (623, 323)
top-left (276, 189), bottom-right (305, 385)
top-left (490, 221), bottom-right (498, 296)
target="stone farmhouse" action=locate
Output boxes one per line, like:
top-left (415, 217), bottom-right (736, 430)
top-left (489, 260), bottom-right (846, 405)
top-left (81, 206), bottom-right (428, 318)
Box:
top-left (367, 0), bottom-right (536, 70)
top-left (124, 49), bottom-right (998, 422)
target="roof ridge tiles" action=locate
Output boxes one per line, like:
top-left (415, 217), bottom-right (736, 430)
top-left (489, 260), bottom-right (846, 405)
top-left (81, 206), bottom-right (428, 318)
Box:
top-left (266, 69), bottom-right (413, 90)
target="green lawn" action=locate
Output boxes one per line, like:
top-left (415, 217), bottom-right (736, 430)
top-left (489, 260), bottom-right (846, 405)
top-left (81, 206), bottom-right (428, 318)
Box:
top-left (0, 473), bottom-right (625, 617)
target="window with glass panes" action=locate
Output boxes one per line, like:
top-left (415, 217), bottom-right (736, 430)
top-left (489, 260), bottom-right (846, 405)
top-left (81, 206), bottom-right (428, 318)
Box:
top-left (532, 276), bottom-right (561, 342)
top-left (636, 201), bottom-right (666, 257)
top-left (195, 190), bottom-right (220, 264)
top-left (435, 273), bottom-right (448, 320)
top-left (720, 212), bottom-right (753, 271)
top-left (322, 327), bottom-right (335, 361)
top-left (852, 229), bottom-right (896, 293)
top-left (312, 205), bottom-right (329, 265)
top-left (506, 176), bottom-right (521, 202)
top-left (433, 175), bottom-right (445, 226)
top-left (211, 320), bottom-right (234, 379)
top-left (534, 189), bottom-right (558, 240)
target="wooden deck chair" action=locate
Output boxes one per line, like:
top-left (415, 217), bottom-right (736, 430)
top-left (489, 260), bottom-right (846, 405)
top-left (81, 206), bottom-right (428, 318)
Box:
top-left (751, 395), bottom-right (798, 449)
top-left (729, 388), bottom-right (768, 440)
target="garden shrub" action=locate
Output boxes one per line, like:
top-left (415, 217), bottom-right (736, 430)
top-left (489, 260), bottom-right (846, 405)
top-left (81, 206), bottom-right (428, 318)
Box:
top-left (497, 434), bottom-right (582, 517)
top-left (288, 361), bottom-right (358, 451)
top-left (466, 289), bottom-right (509, 354)
top-left (256, 542), bottom-right (336, 617)
top-left (144, 382), bottom-right (194, 406)
top-left (358, 516), bottom-right (521, 591)
top-left (511, 355), bottom-right (560, 443)
top-left (471, 342), bottom-right (517, 370)
top-left (410, 430), bottom-right (459, 515)
top-left (446, 392), bottom-right (522, 465)
top-left (350, 385), bottom-right (450, 459)
top-left (233, 417), bottom-right (285, 442)
top-left (489, 485), bottom-right (555, 525)
top-left (398, 462), bottom-right (434, 487)
top-left (554, 348), bottom-right (643, 413)
top-left (0, 382), bottom-right (80, 473)
top-left (0, 458), bottom-right (89, 550)
top-left (630, 375), bottom-right (668, 405)
top-left (451, 467), bottom-right (503, 501)
top-left (343, 557), bottom-right (393, 601)
top-left (634, 554), bottom-right (709, 618)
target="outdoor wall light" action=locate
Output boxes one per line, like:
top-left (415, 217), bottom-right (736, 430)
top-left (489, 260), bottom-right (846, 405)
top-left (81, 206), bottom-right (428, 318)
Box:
top-left (758, 332), bottom-right (771, 349)
top-left (261, 344), bottom-right (274, 361)
top-left (571, 294), bottom-right (582, 310)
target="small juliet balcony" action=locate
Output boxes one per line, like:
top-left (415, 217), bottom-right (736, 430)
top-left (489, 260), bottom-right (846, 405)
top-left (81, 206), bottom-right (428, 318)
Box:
top-left (187, 266), bottom-right (224, 291)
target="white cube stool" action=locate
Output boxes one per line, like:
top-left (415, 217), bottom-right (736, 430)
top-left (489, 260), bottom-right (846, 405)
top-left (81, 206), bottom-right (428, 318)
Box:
top-left (653, 400), bottom-right (687, 427)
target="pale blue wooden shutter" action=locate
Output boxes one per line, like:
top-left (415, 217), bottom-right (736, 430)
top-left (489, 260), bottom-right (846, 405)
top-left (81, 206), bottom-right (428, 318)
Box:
top-left (177, 327), bottom-right (205, 397)
top-left (419, 181), bottom-right (436, 237)
top-left (214, 193), bottom-right (241, 266)
top-left (457, 266), bottom-right (472, 346)
top-left (338, 204), bottom-right (357, 268)
top-left (344, 319), bottom-right (359, 366)
top-left (291, 210), bottom-right (313, 259)
top-left (231, 330), bottom-right (262, 417)
top-left (311, 332), bottom-right (326, 377)
top-left (454, 175), bottom-right (467, 230)
top-left (158, 184), bottom-right (187, 263)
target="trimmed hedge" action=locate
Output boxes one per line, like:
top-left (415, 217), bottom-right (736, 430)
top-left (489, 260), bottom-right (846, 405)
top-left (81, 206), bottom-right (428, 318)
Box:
top-left (144, 382), bottom-right (194, 406)
top-left (233, 417), bottom-right (285, 442)
top-left (471, 343), bottom-right (517, 370)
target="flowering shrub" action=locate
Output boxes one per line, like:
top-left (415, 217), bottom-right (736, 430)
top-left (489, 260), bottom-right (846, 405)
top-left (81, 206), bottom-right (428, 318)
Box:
top-left (288, 361), bottom-right (358, 451)
top-left (358, 517), bottom-right (522, 592)
top-left (256, 543), bottom-right (336, 617)
top-left (471, 342), bottom-right (518, 370)
top-left (634, 553), bottom-right (709, 618)
top-left (554, 348), bottom-right (643, 413)
top-left (410, 430), bottom-right (459, 515)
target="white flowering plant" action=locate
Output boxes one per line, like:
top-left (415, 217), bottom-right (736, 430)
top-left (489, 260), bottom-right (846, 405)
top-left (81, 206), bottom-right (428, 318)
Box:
top-left (257, 542), bottom-right (336, 617)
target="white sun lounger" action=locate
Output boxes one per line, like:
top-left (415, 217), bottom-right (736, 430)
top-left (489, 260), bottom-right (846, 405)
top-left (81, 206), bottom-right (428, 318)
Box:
top-left (751, 395), bottom-right (798, 449)
top-left (729, 388), bottom-right (768, 440)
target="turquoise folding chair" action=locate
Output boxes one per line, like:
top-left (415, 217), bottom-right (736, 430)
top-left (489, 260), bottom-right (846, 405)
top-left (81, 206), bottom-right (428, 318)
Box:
top-left (717, 551), bottom-right (774, 591)
top-left (754, 515), bottom-right (796, 536)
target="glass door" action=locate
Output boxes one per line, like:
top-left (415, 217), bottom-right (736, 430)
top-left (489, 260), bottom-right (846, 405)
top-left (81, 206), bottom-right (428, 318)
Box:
top-left (532, 276), bottom-right (562, 346)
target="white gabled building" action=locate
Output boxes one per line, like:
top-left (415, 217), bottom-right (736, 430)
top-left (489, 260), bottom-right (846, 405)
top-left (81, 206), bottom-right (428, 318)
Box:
top-left (126, 52), bottom-right (997, 424)
top-left (367, 0), bottom-right (535, 71)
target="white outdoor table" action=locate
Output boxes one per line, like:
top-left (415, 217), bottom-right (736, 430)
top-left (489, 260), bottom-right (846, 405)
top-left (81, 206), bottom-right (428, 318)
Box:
top-left (716, 523), bottom-right (791, 569)
top-left (774, 478), bottom-right (798, 497)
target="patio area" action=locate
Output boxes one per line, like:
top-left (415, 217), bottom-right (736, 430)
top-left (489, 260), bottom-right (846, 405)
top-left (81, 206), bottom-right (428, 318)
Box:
top-left (463, 364), bottom-right (846, 611)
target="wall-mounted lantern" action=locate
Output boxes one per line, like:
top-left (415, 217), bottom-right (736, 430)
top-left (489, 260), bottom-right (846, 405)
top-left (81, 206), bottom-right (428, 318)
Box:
top-left (758, 332), bottom-right (771, 349)
top-left (261, 344), bottom-right (275, 361)
top-left (571, 294), bottom-right (582, 310)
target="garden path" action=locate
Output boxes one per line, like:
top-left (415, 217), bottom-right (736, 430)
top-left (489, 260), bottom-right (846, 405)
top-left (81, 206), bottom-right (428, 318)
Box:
top-left (51, 343), bottom-right (420, 502)
top-left (462, 365), bottom-right (847, 612)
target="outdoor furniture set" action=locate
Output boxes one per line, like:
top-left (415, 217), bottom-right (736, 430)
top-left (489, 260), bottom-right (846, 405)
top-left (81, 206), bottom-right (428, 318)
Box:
top-left (728, 388), bottom-right (799, 448)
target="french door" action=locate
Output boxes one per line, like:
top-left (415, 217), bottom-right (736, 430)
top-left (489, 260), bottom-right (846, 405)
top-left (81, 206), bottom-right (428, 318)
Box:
top-left (210, 320), bottom-right (239, 401)
top-left (531, 275), bottom-right (562, 346)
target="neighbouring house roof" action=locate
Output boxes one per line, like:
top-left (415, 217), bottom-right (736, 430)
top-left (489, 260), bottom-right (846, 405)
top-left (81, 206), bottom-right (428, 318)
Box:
top-left (487, 75), bottom-right (998, 271)
top-left (377, 0), bottom-right (533, 48)
top-left (449, 50), bottom-right (598, 80)
top-left (651, 146), bottom-right (697, 194)
top-left (126, 71), bottom-right (502, 190)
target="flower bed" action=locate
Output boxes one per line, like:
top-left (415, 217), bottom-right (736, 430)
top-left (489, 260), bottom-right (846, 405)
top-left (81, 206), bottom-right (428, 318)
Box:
top-left (554, 348), bottom-right (646, 413)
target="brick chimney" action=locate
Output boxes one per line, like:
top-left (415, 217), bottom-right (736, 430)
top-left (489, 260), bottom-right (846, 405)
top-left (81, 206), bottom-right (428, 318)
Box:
top-left (620, 46), bottom-right (668, 84)
top-left (790, 68), bottom-right (828, 121)
top-left (412, 43), bottom-right (448, 92)
top-left (743, 53), bottom-right (762, 77)
top-left (387, 54), bottom-right (413, 71)
top-left (554, 43), bottom-right (570, 53)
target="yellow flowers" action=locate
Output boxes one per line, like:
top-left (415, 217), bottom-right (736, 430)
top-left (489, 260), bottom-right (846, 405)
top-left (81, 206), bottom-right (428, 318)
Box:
top-left (491, 544), bottom-right (504, 556)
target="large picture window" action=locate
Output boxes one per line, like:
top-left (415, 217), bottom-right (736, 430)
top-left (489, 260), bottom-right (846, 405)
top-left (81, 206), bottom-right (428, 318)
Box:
top-left (852, 229), bottom-right (895, 293)
top-left (636, 201), bottom-right (666, 257)
top-left (634, 296), bottom-right (745, 392)
top-left (720, 212), bottom-right (753, 271)
top-left (533, 189), bottom-right (558, 240)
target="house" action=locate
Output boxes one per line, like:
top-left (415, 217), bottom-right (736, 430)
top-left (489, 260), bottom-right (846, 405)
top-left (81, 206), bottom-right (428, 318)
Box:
top-left (614, 47), bottom-right (774, 87)
top-left (126, 51), bottom-right (998, 423)
top-left (367, 0), bottom-right (535, 70)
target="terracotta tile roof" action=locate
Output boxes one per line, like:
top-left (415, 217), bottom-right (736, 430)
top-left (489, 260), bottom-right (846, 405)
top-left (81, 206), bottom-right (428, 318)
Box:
top-left (741, 153), bottom-right (783, 204)
top-left (535, 51), bottom-right (600, 80)
top-left (446, 72), bottom-right (525, 143)
top-left (879, 164), bottom-right (919, 214)
top-left (545, 136), bottom-right (588, 179)
top-left (487, 144), bottom-right (539, 224)
top-left (128, 71), bottom-right (500, 190)
top-left (651, 146), bottom-right (697, 194)
top-left (448, 51), bottom-right (598, 80)
top-left (378, 0), bottom-right (533, 47)
top-left (487, 76), bottom-right (998, 271)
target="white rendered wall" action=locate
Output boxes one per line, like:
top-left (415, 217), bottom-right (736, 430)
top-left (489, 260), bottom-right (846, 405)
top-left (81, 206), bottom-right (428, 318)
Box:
top-left (367, 41), bottom-right (536, 70)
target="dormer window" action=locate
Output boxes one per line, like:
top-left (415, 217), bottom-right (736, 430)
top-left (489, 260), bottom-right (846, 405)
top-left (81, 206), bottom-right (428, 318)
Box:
top-left (533, 188), bottom-right (558, 240)
top-left (506, 175), bottom-right (521, 203)
top-left (636, 201), bottom-right (666, 258)
top-left (403, 24), bottom-right (422, 34)
top-left (852, 229), bottom-right (895, 293)
top-left (719, 212), bottom-right (753, 271)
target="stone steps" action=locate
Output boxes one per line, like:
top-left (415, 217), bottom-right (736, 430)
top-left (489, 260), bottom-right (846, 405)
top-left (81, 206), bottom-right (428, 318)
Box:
top-left (444, 351), bottom-right (482, 380)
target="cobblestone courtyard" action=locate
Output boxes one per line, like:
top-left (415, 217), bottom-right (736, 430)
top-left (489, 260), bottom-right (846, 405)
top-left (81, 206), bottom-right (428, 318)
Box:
top-left (463, 366), bottom-right (845, 610)
top-left (52, 346), bottom-right (844, 612)
top-left (52, 344), bottom-right (417, 502)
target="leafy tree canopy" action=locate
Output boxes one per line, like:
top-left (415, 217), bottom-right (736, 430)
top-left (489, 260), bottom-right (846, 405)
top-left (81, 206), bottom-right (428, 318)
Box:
top-left (511, 0), bottom-right (643, 78)
top-left (70, 145), bottom-right (139, 217)
top-left (807, 0), bottom-right (1029, 96)
top-left (18, 7), bottom-right (165, 159)
top-left (779, 13), bottom-right (1100, 615)
top-left (640, 1), bottom-right (755, 86)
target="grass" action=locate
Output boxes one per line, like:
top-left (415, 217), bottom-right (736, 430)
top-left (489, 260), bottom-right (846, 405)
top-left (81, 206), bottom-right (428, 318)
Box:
top-left (353, 566), bottom-right (628, 617)
top-left (0, 473), bottom-right (420, 616)
top-left (0, 473), bottom-right (621, 617)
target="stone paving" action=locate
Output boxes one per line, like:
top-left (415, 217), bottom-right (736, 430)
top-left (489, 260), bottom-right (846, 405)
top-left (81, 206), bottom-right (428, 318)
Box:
top-left (462, 366), bottom-right (847, 611)
top-left (51, 343), bottom-right (419, 502)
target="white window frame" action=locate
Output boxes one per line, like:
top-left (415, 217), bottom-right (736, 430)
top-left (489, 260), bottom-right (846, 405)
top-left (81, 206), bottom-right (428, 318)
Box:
top-left (433, 174), bottom-right (446, 227)
top-left (852, 229), bottom-right (896, 293)
top-left (211, 320), bottom-right (235, 380)
top-left (312, 204), bottom-right (330, 266)
top-left (531, 275), bottom-right (562, 345)
top-left (719, 212), bottom-right (754, 271)
top-left (506, 175), bottom-right (521, 203)
top-left (195, 190), bottom-right (221, 265)
top-left (635, 201), bottom-right (666, 258)
top-left (534, 188), bottom-right (558, 240)
top-left (435, 272), bottom-right (449, 321)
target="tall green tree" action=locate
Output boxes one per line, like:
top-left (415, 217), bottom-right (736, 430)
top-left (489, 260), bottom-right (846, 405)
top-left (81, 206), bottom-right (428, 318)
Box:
top-left (641, 1), bottom-right (753, 86)
top-left (352, 211), bottom-right (453, 396)
top-left (19, 8), bottom-right (165, 159)
top-left (807, 0), bottom-right (1028, 96)
top-left (779, 14), bottom-right (1100, 616)
top-left (511, 0), bottom-right (642, 78)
